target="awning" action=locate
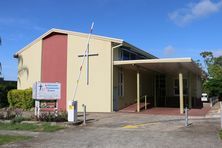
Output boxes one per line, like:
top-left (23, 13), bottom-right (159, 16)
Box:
top-left (114, 58), bottom-right (203, 76)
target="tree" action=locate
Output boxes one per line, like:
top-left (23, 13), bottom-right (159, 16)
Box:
top-left (200, 51), bottom-right (222, 97)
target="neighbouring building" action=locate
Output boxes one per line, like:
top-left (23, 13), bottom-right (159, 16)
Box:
top-left (14, 29), bottom-right (203, 113)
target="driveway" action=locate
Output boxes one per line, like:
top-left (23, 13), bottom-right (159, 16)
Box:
top-left (1, 113), bottom-right (222, 148)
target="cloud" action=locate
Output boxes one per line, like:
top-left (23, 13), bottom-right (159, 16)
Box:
top-left (213, 49), bottom-right (222, 57)
top-left (164, 45), bottom-right (175, 56)
top-left (0, 17), bottom-right (45, 31)
top-left (169, 0), bottom-right (222, 26)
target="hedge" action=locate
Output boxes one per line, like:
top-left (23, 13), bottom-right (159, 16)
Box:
top-left (0, 82), bottom-right (17, 108)
top-left (7, 88), bottom-right (33, 110)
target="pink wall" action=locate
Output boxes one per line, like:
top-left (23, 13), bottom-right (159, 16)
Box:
top-left (41, 33), bottom-right (67, 111)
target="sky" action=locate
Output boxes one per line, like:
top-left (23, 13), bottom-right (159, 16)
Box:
top-left (0, 0), bottom-right (222, 80)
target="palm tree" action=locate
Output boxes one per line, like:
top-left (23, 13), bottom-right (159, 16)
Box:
top-left (17, 55), bottom-right (29, 87)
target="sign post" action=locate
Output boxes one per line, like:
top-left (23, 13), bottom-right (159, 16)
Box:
top-left (32, 82), bottom-right (61, 117)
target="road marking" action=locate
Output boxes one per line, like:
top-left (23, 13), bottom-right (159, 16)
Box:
top-left (122, 122), bottom-right (158, 129)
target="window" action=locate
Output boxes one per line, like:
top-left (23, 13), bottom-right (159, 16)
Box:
top-left (118, 69), bottom-right (124, 97)
top-left (174, 79), bottom-right (188, 96)
top-left (118, 48), bottom-right (146, 61)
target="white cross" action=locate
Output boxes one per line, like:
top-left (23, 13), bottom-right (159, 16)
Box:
top-left (78, 46), bottom-right (98, 85)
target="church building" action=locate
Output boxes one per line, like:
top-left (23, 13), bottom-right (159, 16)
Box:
top-left (14, 29), bottom-right (203, 113)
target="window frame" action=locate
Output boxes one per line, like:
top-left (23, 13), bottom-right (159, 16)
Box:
top-left (174, 78), bottom-right (188, 96)
top-left (118, 68), bottom-right (124, 97)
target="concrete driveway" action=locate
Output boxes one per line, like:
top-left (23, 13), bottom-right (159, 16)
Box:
top-left (1, 113), bottom-right (222, 148)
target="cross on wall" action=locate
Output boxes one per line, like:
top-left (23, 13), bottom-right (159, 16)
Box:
top-left (78, 45), bottom-right (99, 85)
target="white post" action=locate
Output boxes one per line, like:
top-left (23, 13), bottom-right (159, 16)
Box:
top-left (179, 73), bottom-right (184, 114)
top-left (86, 44), bottom-right (89, 85)
top-left (137, 71), bottom-right (140, 112)
top-left (37, 100), bottom-right (40, 118)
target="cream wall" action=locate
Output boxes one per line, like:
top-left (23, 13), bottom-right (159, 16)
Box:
top-left (67, 35), bottom-right (112, 112)
top-left (17, 40), bottom-right (42, 89)
top-left (118, 68), bottom-right (137, 110)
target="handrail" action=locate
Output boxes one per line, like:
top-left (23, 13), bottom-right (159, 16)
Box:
top-left (138, 95), bottom-right (148, 112)
top-left (209, 96), bottom-right (219, 107)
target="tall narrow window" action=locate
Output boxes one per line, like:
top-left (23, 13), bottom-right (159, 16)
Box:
top-left (118, 68), bottom-right (124, 97)
top-left (174, 79), bottom-right (188, 96)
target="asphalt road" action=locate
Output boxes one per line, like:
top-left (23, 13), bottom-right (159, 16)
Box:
top-left (1, 113), bottom-right (222, 148)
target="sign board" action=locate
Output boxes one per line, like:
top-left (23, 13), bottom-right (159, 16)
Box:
top-left (201, 93), bottom-right (208, 102)
top-left (32, 82), bottom-right (61, 100)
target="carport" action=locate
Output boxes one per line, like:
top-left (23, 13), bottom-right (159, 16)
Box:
top-left (114, 58), bottom-right (203, 114)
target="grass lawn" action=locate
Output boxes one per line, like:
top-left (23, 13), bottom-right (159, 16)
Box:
top-left (0, 122), bottom-right (65, 132)
top-left (219, 130), bottom-right (222, 139)
top-left (0, 135), bottom-right (31, 145)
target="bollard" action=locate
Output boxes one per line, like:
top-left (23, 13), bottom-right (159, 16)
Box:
top-left (185, 107), bottom-right (189, 127)
top-left (82, 104), bottom-right (86, 125)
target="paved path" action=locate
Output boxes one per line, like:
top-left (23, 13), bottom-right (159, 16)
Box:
top-left (1, 113), bottom-right (222, 148)
top-left (206, 102), bottom-right (221, 118)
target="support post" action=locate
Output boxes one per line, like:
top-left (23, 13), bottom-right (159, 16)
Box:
top-left (137, 71), bottom-right (140, 112)
top-left (179, 73), bottom-right (184, 114)
top-left (188, 73), bottom-right (192, 109)
top-left (154, 75), bottom-right (157, 107)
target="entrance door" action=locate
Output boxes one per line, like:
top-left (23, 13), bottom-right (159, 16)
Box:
top-left (156, 75), bottom-right (166, 107)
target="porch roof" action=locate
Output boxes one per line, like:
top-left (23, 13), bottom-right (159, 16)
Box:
top-left (113, 58), bottom-right (203, 76)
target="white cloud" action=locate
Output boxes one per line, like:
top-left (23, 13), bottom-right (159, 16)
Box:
top-left (169, 0), bottom-right (222, 26)
top-left (213, 49), bottom-right (222, 57)
top-left (164, 45), bottom-right (175, 56)
top-left (0, 17), bottom-right (45, 31)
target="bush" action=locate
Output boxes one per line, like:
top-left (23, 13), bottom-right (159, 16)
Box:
top-left (11, 116), bottom-right (25, 124)
top-left (37, 111), bottom-right (67, 122)
top-left (0, 81), bottom-right (17, 108)
top-left (7, 88), bottom-right (34, 110)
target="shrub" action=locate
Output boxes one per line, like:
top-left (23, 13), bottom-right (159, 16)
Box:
top-left (0, 81), bottom-right (17, 108)
top-left (7, 88), bottom-right (34, 110)
top-left (5, 108), bottom-right (16, 119)
top-left (11, 116), bottom-right (25, 124)
top-left (37, 111), bottom-right (67, 122)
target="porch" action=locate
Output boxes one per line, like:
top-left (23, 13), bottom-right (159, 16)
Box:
top-left (113, 58), bottom-right (203, 114)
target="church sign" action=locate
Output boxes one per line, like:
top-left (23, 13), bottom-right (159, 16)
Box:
top-left (32, 82), bottom-right (61, 100)
top-left (32, 82), bottom-right (61, 117)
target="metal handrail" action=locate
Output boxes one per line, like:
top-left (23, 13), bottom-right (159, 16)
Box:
top-left (209, 96), bottom-right (218, 107)
top-left (139, 95), bottom-right (148, 110)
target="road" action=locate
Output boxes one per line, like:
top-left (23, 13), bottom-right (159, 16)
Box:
top-left (1, 113), bottom-right (222, 148)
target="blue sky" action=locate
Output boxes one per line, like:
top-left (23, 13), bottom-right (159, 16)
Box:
top-left (0, 0), bottom-right (222, 80)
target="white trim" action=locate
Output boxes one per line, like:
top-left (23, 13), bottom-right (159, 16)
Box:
top-left (15, 28), bottom-right (123, 56)
top-left (114, 58), bottom-right (193, 65)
